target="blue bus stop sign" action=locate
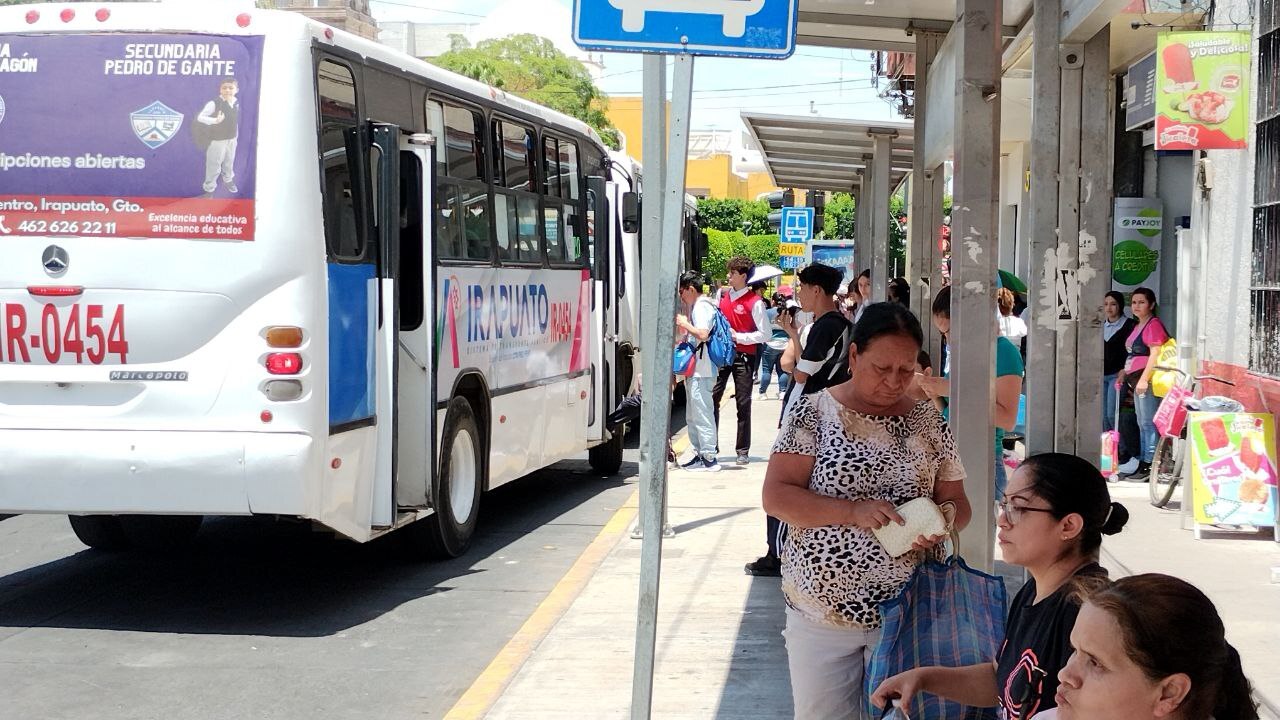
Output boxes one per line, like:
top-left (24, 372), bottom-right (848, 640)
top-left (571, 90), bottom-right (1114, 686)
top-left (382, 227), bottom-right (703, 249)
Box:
top-left (780, 206), bottom-right (814, 244)
top-left (573, 0), bottom-right (798, 58)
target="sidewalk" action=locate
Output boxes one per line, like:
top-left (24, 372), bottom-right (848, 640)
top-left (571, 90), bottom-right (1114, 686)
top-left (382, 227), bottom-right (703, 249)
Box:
top-left (468, 394), bottom-right (1280, 719)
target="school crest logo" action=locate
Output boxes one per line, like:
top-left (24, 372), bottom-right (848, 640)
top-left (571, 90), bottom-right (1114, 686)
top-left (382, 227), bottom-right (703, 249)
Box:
top-left (130, 101), bottom-right (184, 149)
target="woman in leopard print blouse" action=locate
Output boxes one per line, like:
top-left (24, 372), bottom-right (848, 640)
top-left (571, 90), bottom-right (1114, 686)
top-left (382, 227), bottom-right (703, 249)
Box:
top-left (763, 302), bottom-right (973, 720)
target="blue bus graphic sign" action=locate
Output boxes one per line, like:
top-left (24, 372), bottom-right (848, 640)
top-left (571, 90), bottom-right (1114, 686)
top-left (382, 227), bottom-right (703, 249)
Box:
top-left (573, 0), bottom-right (798, 58)
top-left (780, 206), bottom-right (814, 244)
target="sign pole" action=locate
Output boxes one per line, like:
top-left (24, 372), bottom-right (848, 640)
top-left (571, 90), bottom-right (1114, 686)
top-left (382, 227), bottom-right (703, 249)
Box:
top-left (632, 51), bottom-right (695, 720)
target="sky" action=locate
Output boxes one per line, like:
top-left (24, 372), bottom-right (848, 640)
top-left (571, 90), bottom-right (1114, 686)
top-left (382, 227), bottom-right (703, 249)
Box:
top-left (368, 0), bottom-right (903, 135)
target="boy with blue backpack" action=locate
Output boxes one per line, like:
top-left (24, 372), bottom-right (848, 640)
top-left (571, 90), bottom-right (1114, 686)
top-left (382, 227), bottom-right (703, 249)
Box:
top-left (675, 271), bottom-right (722, 471)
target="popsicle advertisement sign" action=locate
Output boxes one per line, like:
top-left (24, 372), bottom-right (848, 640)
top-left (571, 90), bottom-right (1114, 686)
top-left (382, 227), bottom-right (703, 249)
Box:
top-left (1155, 31), bottom-right (1250, 150)
top-left (1188, 412), bottom-right (1278, 529)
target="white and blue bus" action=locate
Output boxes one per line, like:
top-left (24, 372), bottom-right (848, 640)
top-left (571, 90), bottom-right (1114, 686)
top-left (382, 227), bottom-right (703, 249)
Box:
top-left (0, 3), bottom-right (645, 557)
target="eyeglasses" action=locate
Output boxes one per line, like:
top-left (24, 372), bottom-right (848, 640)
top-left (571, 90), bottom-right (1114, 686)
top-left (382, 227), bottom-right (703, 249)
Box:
top-left (996, 500), bottom-right (1056, 525)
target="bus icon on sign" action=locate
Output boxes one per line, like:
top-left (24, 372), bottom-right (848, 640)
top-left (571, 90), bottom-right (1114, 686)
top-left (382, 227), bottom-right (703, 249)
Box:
top-left (781, 206), bottom-right (813, 243)
top-left (608, 0), bottom-right (766, 37)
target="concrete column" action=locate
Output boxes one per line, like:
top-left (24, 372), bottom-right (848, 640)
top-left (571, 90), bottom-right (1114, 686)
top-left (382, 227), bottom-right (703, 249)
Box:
top-left (1053, 43), bottom-right (1083, 453)
top-left (910, 32), bottom-right (945, 352)
top-left (1026, 0), bottom-right (1062, 456)
top-left (869, 132), bottom-right (895, 301)
top-left (1074, 30), bottom-right (1112, 460)
top-left (949, 0), bottom-right (1002, 572)
top-left (854, 180), bottom-right (871, 279)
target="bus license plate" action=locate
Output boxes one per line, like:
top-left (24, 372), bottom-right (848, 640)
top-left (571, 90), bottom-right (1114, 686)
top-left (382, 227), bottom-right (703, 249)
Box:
top-left (1, 302), bottom-right (129, 364)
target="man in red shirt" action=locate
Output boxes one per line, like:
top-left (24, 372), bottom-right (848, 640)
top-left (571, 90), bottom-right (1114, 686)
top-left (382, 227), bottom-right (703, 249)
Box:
top-left (712, 256), bottom-right (770, 465)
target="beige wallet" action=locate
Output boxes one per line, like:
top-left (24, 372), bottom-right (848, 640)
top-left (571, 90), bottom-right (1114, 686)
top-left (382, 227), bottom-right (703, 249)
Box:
top-left (871, 497), bottom-right (952, 558)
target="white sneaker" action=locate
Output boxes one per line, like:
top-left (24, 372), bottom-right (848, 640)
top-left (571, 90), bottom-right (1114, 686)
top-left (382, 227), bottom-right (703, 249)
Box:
top-left (688, 458), bottom-right (721, 473)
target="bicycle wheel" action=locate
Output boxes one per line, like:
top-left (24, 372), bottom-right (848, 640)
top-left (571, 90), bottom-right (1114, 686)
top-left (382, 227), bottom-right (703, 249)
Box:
top-left (1149, 435), bottom-right (1182, 508)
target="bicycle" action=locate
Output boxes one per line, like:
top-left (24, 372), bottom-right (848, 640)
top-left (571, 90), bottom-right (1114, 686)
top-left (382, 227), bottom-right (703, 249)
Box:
top-left (1147, 368), bottom-right (1243, 508)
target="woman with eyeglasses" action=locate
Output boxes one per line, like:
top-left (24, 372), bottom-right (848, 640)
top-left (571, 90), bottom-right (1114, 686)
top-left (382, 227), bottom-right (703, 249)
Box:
top-left (872, 453), bottom-right (1129, 719)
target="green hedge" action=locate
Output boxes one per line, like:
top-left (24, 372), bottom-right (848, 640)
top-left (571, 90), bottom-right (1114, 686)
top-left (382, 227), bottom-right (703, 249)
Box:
top-left (701, 229), bottom-right (780, 283)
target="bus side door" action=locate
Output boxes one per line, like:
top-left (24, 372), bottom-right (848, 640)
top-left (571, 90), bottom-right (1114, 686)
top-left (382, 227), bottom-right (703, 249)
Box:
top-left (585, 176), bottom-right (612, 443)
top-left (369, 124), bottom-right (401, 528)
top-left (394, 133), bottom-right (435, 510)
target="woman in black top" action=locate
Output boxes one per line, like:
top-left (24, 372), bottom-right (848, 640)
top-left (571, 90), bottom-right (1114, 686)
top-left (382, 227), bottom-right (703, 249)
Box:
top-left (1101, 291), bottom-right (1135, 433)
top-left (872, 454), bottom-right (1129, 719)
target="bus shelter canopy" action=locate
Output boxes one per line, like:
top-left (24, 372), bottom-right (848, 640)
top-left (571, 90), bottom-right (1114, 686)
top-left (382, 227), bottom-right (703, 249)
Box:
top-left (741, 112), bottom-right (915, 194)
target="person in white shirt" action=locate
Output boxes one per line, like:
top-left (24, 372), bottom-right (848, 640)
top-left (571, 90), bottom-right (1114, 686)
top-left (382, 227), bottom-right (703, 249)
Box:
top-left (997, 287), bottom-right (1029, 341)
top-left (674, 271), bottom-right (720, 472)
top-left (197, 77), bottom-right (241, 196)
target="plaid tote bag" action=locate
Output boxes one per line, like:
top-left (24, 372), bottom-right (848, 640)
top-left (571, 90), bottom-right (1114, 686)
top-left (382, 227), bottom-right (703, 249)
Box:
top-left (865, 556), bottom-right (1009, 719)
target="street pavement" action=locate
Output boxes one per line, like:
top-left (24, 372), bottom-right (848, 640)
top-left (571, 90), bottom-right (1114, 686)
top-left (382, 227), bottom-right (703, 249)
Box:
top-left (471, 393), bottom-right (1280, 719)
top-left (0, 451), bottom-right (640, 719)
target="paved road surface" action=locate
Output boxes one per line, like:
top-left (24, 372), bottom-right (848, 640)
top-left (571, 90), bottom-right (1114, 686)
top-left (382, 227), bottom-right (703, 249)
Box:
top-left (0, 445), bottom-right (640, 720)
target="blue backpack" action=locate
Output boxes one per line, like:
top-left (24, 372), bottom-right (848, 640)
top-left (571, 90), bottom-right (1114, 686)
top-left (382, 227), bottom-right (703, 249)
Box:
top-left (705, 307), bottom-right (737, 367)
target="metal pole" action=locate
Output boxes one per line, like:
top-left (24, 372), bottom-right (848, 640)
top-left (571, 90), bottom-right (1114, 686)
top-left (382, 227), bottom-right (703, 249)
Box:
top-left (870, 132), bottom-right (894, 302)
top-left (1026, 0), bottom-right (1062, 456)
top-left (1075, 29), bottom-right (1112, 463)
top-left (950, 0), bottom-right (1001, 572)
top-left (631, 52), bottom-right (695, 720)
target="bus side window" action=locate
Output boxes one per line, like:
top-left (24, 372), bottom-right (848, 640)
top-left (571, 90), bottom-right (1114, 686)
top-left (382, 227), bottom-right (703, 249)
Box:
top-left (492, 118), bottom-right (540, 264)
top-left (428, 98), bottom-right (491, 262)
top-left (559, 140), bottom-right (584, 265)
top-left (399, 153), bottom-right (424, 331)
top-left (318, 59), bottom-right (365, 261)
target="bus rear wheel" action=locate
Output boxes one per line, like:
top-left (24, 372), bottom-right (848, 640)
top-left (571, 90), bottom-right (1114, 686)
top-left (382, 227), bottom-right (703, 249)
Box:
top-left (589, 432), bottom-right (625, 475)
top-left (68, 515), bottom-right (130, 551)
top-left (410, 396), bottom-right (483, 559)
top-left (119, 515), bottom-right (203, 551)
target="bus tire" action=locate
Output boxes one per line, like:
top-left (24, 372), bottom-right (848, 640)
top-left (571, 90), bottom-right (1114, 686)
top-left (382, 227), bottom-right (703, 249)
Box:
top-left (589, 431), bottom-right (625, 475)
top-left (68, 514), bottom-right (130, 551)
top-left (414, 396), bottom-right (483, 559)
top-left (119, 515), bottom-right (203, 551)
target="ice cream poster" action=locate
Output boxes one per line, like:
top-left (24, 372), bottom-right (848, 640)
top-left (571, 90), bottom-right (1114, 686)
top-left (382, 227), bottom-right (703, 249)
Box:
top-left (1155, 32), bottom-right (1250, 150)
top-left (1189, 412), bottom-right (1278, 528)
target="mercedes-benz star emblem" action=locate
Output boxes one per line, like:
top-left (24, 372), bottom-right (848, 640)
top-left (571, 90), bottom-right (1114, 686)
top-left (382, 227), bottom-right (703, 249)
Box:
top-left (42, 245), bottom-right (69, 277)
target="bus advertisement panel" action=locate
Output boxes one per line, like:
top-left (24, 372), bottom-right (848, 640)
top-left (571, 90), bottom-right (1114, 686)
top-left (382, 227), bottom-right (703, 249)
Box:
top-left (0, 33), bottom-right (262, 240)
top-left (436, 268), bottom-right (593, 393)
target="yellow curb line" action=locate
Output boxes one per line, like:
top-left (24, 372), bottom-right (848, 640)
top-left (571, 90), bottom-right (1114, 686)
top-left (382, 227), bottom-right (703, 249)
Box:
top-left (442, 489), bottom-right (640, 720)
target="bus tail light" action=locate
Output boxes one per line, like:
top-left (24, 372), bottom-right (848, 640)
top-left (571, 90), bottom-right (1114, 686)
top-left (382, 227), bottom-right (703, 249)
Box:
top-left (236, 12), bottom-right (251, 27)
top-left (60, 8), bottom-right (75, 22)
top-left (25, 10), bottom-right (39, 23)
top-left (264, 353), bottom-right (302, 375)
top-left (263, 380), bottom-right (303, 402)
top-left (95, 8), bottom-right (110, 21)
top-left (264, 326), bottom-right (304, 348)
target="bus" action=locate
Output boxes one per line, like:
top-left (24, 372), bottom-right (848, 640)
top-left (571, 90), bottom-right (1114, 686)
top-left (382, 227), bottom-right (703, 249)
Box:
top-left (0, 4), bottom-right (642, 557)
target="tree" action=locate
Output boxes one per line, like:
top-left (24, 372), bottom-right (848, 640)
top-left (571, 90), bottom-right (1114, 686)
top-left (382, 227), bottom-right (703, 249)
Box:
top-left (696, 197), bottom-right (770, 236)
top-left (824, 192), bottom-right (855, 239)
top-left (432, 34), bottom-right (620, 149)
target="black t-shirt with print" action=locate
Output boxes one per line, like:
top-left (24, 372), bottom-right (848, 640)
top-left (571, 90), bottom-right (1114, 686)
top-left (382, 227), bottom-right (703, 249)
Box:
top-left (798, 311), bottom-right (853, 394)
top-left (995, 563), bottom-right (1106, 719)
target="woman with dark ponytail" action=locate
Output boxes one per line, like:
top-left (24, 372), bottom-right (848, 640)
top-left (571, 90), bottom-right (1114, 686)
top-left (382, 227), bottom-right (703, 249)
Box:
top-left (874, 453), bottom-right (1128, 718)
top-left (1045, 573), bottom-right (1258, 720)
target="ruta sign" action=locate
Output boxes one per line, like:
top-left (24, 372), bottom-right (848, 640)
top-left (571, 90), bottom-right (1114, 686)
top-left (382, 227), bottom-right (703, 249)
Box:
top-left (1155, 31), bottom-right (1250, 150)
